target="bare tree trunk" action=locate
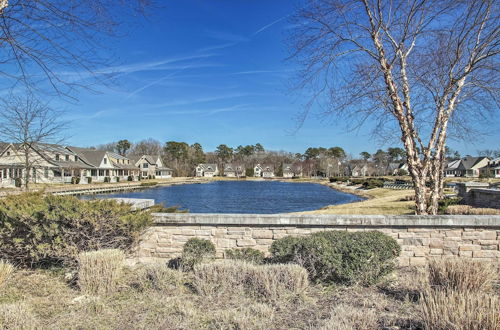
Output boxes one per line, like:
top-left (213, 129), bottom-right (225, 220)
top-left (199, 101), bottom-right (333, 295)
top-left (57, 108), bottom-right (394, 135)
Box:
top-left (23, 146), bottom-right (30, 190)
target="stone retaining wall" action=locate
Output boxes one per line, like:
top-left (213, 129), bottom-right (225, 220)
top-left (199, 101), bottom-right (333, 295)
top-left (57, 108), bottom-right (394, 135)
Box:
top-left (136, 214), bottom-right (500, 266)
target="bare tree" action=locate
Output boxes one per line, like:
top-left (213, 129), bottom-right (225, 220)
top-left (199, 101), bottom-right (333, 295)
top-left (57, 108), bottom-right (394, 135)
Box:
top-left (0, 92), bottom-right (66, 189)
top-left (0, 0), bottom-right (152, 97)
top-left (130, 138), bottom-right (162, 156)
top-left (290, 0), bottom-right (499, 214)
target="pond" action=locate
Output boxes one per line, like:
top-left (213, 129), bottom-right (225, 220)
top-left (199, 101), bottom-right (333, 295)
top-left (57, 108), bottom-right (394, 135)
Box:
top-left (83, 180), bottom-right (363, 214)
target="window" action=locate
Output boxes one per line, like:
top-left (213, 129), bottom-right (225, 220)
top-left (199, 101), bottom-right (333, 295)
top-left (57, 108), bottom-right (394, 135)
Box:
top-left (6, 151), bottom-right (10, 156)
top-left (65, 155), bottom-right (69, 161)
top-left (55, 154), bottom-right (60, 161)
top-left (103, 158), bottom-right (107, 164)
top-left (143, 163), bottom-right (148, 168)
top-left (75, 156), bottom-right (78, 162)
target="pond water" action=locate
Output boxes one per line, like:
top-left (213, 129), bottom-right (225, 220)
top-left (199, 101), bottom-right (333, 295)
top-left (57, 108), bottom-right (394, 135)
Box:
top-left (83, 181), bottom-right (363, 214)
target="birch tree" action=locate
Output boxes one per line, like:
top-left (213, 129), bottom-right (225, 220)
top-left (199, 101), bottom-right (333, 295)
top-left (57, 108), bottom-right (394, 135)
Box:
top-left (290, 0), bottom-right (499, 214)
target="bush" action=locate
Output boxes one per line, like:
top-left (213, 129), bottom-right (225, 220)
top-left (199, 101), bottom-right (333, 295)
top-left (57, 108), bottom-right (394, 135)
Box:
top-left (396, 169), bottom-right (408, 176)
top-left (181, 238), bottom-right (216, 270)
top-left (140, 182), bottom-right (158, 187)
top-left (0, 192), bottom-right (152, 267)
top-left (127, 175), bottom-right (133, 181)
top-left (225, 248), bottom-right (265, 264)
top-left (193, 260), bottom-right (308, 302)
top-left (115, 177), bottom-right (120, 183)
top-left (77, 249), bottom-right (124, 295)
top-left (86, 177), bottom-right (92, 184)
top-left (0, 260), bottom-right (14, 288)
top-left (71, 176), bottom-right (80, 184)
top-left (421, 289), bottom-right (499, 330)
top-left (104, 176), bottom-right (111, 183)
top-left (329, 177), bottom-right (349, 183)
top-left (362, 178), bottom-right (384, 189)
top-left (14, 178), bottom-right (22, 188)
top-left (438, 197), bottom-right (462, 213)
top-left (428, 259), bottom-right (496, 293)
top-left (270, 231), bottom-right (400, 286)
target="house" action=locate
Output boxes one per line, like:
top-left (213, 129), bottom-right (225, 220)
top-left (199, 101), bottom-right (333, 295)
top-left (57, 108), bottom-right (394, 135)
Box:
top-left (130, 155), bottom-right (173, 179)
top-left (444, 156), bottom-right (490, 178)
top-left (480, 157), bottom-right (500, 178)
top-left (254, 164), bottom-right (274, 178)
top-left (283, 163), bottom-right (303, 178)
top-left (67, 147), bottom-right (140, 182)
top-left (196, 164), bottom-right (219, 177)
top-left (224, 163), bottom-right (245, 177)
top-left (445, 159), bottom-right (462, 177)
top-left (351, 164), bottom-right (369, 177)
top-left (0, 143), bottom-right (92, 186)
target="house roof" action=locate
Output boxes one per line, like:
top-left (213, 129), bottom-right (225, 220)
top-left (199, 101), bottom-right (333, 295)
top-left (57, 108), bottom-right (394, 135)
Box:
top-left (67, 147), bottom-right (107, 168)
top-left (198, 163), bottom-right (217, 171)
top-left (457, 157), bottom-right (489, 170)
top-left (446, 159), bottom-right (461, 170)
top-left (224, 163), bottom-right (244, 171)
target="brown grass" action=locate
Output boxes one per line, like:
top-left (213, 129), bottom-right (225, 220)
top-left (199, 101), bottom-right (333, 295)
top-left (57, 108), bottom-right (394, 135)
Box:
top-left (445, 205), bottom-right (500, 215)
top-left (319, 303), bottom-right (378, 330)
top-left (77, 249), bottom-right (124, 295)
top-left (428, 258), bottom-right (497, 292)
top-left (193, 260), bottom-right (309, 302)
top-left (0, 302), bottom-right (39, 329)
top-left (421, 289), bottom-right (500, 330)
top-left (0, 260), bottom-right (14, 289)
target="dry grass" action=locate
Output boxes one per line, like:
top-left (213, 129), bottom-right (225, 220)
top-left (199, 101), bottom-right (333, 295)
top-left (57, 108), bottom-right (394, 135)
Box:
top-left (0, 302), bottom-right (39, 329)
top-left (319, 303), bottom-right (378, 330)
top-left (0, 260), bottom-right (14, 288)
top-left (122, 263), bottom-right (184, 293)
top-left (421, 289), bottom-right (500, 330)
top-left (193, 260), bottom-right (309, 302)
top-left (428, 258), bottom-right (497, 292)
top-left (77, 249), bottom-right (125, 295)
top-left (300, 188), bottom-right (415, 215)
top-left (445, 205), bottom-right (500, 215)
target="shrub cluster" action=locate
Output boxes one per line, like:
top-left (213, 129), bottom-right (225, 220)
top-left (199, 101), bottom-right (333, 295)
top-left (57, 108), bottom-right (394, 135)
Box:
top-left (444, 205), bottom-right (500, 215)
top-left (180, 238), bottom-right (216, 270)
top-left (438, 197), bottom-right (462, 213)
top-left (225, 248), bottom-right (265, 264)
top-left (270, 231), bottom-right (400, 285)
top-left (0, 193), bottom-right (152, 267)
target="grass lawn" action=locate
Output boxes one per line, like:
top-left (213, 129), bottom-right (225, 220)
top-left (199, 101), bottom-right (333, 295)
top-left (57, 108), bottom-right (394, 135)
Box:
top-left (0, 265), bottom-right (425, 329)
top-left (300, 187), bottom-right (415, 215)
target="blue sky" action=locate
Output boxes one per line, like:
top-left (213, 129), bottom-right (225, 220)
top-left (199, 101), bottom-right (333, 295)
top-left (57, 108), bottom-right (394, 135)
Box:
top-left (56, 0), bottom-right (498, 156)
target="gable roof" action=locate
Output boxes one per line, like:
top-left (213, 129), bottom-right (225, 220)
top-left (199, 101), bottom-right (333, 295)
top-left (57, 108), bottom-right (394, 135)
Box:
top-left (198, 163), bottom-right (217, 171)
top-left (446, 159), bottom-right (462, 170)
top-left (458, 157), bottom-right (489, 170)
top-left (67, 147), bottom-right (107, 167)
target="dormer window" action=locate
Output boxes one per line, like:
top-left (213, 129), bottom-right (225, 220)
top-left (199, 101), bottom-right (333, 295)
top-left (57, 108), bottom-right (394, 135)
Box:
top-left (6, 152), bottom-right (10, 156)
top-left (103, 158), bottom-right (107, 164)
top-left (55, 154), bottom-right (60, 161)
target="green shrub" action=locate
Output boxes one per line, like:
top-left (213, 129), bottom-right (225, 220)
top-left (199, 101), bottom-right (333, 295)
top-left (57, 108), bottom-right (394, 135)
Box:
top-left (329, 177), bottom-right (349, 183)
top-left (269, 236), bottom-right (303, 264)
top-left (226, 248), bottom-right (265, 264)
top-left (71, 177), bottom-right (80, 184)
top-left (14, 178), bottom-right (22, 188)
top-left (148, 203), bottom-right (188, 213)
top-left (270, 231), bottom-right (400, 286)
top-left (181, 238), bottom-right (216, 270)
top-left (115, 177), bottom-right (120, 182)
top-left (362, 178), bottom-right (384, 189)
top-left (0, 192), bottom-right (152, 267)
top-left (86, 177), bottom-right (92, 184)
top-left (104, 176), bottom-right (111, 183)
top-left (438, 197), bottom-right (462, 213)
top-left (127, 176), bottom-right (133, 181)
top-left (140, 182), bottom-right (158, 187)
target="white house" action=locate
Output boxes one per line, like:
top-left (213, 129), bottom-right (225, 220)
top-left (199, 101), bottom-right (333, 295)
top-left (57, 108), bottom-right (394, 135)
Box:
top-left (254, 164), bottom-right (274, 178)
top-left (196, 163), bottom-right (219, 177)
top-left (283, 163), bottom-right (302, 178)
top-left (224, 163), bottom-right (245, 177)
top-left (130, 155), bottom-right (173, 179)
